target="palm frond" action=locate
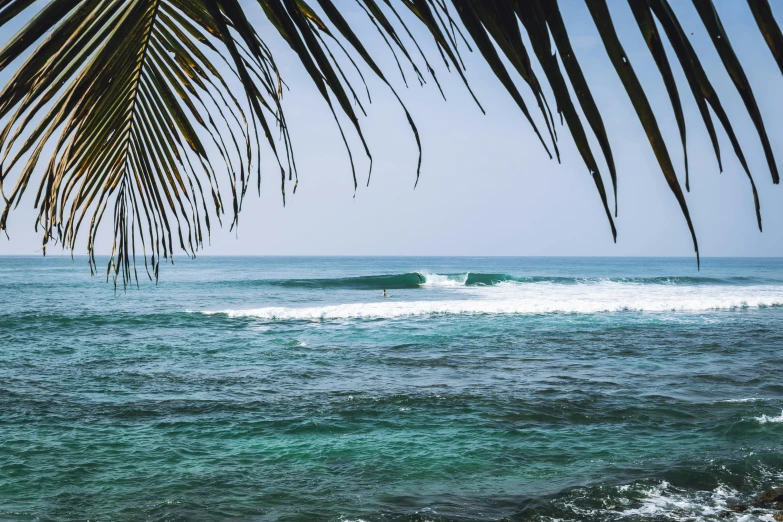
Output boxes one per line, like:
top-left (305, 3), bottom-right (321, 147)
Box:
top-left (0, 0), bottom-right (781, 284)
top-left (0, 0), bottom-right (291, 286)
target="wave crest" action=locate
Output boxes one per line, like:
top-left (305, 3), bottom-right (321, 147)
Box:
top-left (272, 273), bottom-right (423, 290)
top-left (248, 272), bottom-right (765, 290)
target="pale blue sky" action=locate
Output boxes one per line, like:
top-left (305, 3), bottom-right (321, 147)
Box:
top-left (1, 0), bottom-right (783, 257)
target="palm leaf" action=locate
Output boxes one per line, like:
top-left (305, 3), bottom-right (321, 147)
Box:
top-left (0, 0), bottom-right (781, 285)
top-left (748, 0), bottom-right (783, 76)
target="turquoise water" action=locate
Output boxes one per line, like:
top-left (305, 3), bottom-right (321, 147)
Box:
top-left (1, 256), bottom-right (782, 521)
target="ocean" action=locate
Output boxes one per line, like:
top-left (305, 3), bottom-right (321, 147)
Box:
top-left (1, 256), bottom-right (782, 521)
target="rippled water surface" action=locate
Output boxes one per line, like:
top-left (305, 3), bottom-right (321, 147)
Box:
top-left (1, 256), bottom-right (782, 521)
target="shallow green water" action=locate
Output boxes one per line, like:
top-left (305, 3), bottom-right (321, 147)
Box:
top-left (1, 257), bottom-right (782, 521)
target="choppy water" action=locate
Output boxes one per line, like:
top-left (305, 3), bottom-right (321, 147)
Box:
top-left (1, 256), bottom-right (782, 521)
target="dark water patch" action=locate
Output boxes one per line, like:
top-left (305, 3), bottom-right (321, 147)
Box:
top-left (763, 383), bottom-right (783, 394)
top-left (0, 310), bottom-right (239, 331)
top-left (260, 272), bottom-right (424, 289)
top-left (5, 389), bottom-right (761, 430)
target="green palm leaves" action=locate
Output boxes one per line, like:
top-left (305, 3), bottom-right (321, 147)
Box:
top-left (0, 0), bottom-right (781, 285)
top-left (0, 0), bottom-right (292, 285)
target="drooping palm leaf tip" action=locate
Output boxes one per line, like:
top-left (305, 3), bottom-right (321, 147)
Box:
top-left (0, 0), bottom-right (780, 286)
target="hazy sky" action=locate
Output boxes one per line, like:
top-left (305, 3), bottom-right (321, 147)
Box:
top-left (2, 0), bottom-right (783, 257)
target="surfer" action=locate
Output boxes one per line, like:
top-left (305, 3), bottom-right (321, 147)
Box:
top-left (382, 289), bottom-right (387, 297)
top-left (416, 273), bottom-right (423, 285)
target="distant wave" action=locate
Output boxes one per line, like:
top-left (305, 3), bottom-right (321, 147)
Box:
top-left (198, 283), bottom-right (783, 321)
top-left (270, 272), bottom-right (424, 289)
top-left (220, 272), bottom-right (771, 290)
top-left (256, 272), bottom-right (526, 290)
top-left (264, 272), bottom-right (528, 289)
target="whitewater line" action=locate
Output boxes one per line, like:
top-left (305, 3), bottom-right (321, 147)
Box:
top-left (196, 286), bottom-right (783, 321)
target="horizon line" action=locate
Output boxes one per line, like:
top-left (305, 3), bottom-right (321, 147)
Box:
top-left (1, 254), bottom-right (782, 259)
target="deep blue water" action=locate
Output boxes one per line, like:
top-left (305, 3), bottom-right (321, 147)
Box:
top-left (1, 256), bottom-right (782, 521)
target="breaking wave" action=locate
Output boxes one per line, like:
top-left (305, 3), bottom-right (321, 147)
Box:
top-left (754, 410), bottom-right (783, 424)
top-left (546, 480), bottom-right (783, 521)
top-left (198, 281), bottom-right (783, 321)
top-left (242, 272), bottom-right (771, 290)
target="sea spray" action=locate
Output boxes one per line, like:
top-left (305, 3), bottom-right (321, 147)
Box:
top-left (754, 410), bottom-right (783, 424)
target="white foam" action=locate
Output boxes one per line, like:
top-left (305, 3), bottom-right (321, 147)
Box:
top-left (198, 282), bottom-right (783, 321)
top-left (593, 482), bottom-right (773, 521)
top-left (620, 483), bottom-right (728, 520)
top-left (754, 410), bottom-right (783, 424)
top-left (419, 272), bottom-right (468, 287)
